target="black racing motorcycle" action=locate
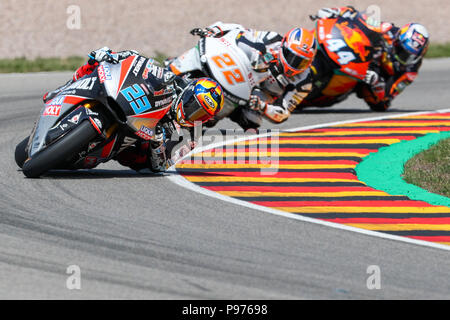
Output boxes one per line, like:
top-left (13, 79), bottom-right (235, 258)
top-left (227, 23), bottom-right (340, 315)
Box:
top-left (15, 55), bottom-right (185, 178)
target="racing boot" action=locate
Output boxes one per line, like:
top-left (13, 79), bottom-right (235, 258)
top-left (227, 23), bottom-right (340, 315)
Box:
top-left (148, 124), bottom-right (168, 172)
top-left (148, 140), bottom-right (167, 173)
top-left (115, 141), bottom-right (151, 172)
top-left (228, 106), bottom-right (262, 132)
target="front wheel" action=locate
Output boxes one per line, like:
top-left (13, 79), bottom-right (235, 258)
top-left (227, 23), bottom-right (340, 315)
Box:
top-left (15, 137), bottom-right (29, 169)
top-left (22, 121), bottom-right (98, 178)
top-left (368, 102), bottom-right (389, 112)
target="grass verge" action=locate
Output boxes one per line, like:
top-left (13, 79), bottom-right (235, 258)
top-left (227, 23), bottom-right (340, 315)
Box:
top-left (0, 43), bottom-right (448, 73)
top-left (426, 43), bottom-right (450, 58)
top-left (403, 137), bottom-right (450, 197)
top-left (0, 52), bottom-right (169, 73)
top-left (0, 56), bottom-right (85, 73)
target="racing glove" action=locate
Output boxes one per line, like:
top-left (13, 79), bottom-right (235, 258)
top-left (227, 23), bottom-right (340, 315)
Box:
top-left (364, 70), bottom-right (379, 86)
top-left (310, 6), bottom-right (357, 20)
top-left (249, 94), bottom-right (291, 123)
top-left (250, 52), bottom-right (275, 73)
top-left (263, 103), bottom-right (292, 123)
top-left (190, 26), bottom-right (223, 38)
top-left (88, 47), bottom-right (139, 64)
top-left (316, 8), bottom-right (340, 19)
top-left (249, 94), bottom-right (267, 112)
top-left (88, 47), bottom-right (117, 63)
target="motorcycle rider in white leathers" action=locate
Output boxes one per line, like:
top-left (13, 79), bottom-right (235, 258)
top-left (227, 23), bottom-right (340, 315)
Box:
top-left (191, 21), bottom-right (317, 130)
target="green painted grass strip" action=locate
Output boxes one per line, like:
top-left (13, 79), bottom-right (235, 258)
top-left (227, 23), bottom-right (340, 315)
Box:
top-left (356, 132), bottom-right (450, 207)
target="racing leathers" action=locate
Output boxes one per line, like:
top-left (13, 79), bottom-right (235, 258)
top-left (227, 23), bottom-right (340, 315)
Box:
top-left (194, 22), bottom-right (313, 129)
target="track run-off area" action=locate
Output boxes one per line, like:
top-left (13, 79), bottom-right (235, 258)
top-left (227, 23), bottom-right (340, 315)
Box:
top-left (173, 110), bottom-right (450, 250)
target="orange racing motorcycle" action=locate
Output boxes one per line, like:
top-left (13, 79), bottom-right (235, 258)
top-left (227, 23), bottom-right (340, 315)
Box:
top-left (295, 11), bottom-right (384, 111)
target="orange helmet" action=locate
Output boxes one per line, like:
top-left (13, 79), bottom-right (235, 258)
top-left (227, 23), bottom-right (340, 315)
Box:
top-left (175, 78), bottom-right (224, 127)
top-left (279, 28), bottom-right (317, 77)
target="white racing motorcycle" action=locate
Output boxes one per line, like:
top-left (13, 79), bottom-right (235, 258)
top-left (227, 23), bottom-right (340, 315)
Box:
top-left (166, 28), bottom-right (269, 130)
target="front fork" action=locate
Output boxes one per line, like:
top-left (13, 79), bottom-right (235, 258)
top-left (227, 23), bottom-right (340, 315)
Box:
top-left (45, 102), bottom-right (111, 146)
top-left (44, 102), bottom-right (118, 169)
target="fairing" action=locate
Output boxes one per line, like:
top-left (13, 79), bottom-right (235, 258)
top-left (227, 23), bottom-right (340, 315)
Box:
top-left (29, 74), bottom-right (101, 157)
top-left (28, 55), bottom-right (174, 161)
top-left (168, 29), bottom-right (268, 110)
top-left (315, 17), bottom-right (373, 81)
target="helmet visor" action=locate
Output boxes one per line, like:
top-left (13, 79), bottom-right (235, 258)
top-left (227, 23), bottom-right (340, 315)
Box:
top-left (282, 45), bottom-right (311, 72)
top-left (394, 43), bottom-right (420, 65)
top-left (180, 86), bottom-right (212, 124)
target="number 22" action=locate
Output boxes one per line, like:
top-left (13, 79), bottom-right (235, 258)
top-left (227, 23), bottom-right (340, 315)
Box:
top-left (211, 53), bottom-right (245, 85)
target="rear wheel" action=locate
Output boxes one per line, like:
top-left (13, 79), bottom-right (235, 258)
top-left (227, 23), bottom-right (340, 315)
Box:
top-left (22, 121), bottom-right (98, 178)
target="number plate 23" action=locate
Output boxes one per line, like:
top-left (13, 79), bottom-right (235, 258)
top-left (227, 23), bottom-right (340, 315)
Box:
top-left (121, 84), bottom-right (152, 114)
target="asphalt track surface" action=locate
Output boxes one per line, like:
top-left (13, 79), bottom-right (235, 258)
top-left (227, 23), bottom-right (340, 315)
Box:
top-left (1, 59), bottom-right (450, 299)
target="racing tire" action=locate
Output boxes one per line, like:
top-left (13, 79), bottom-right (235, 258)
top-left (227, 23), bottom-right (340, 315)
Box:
top-left (22, 121), bottom-right (98, 178)
top-left (228, 107), bottom-right (262, 131)
top-left (368, 102), bottom-right (389, 112)
top-left (14, 137), bottom-right (29, 169)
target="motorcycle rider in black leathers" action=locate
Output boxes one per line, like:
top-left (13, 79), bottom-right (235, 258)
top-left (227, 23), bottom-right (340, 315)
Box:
top-left (43, 47), bottom-right (224, 172)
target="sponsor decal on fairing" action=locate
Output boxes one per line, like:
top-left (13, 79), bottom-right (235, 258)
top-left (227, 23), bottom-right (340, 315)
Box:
top-left (135, 125), bottom-right (154, 140)
top-left (43, 96), bottom-right (65, 116)
top-left (98, 65), bottom-right (112, 83)
top-left (133, 56), bottom-right (146, 76)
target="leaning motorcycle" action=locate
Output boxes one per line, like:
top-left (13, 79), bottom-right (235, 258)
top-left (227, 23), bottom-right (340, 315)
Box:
top-left (15, 55), bottom-right (184, 178)
top-left (295, 11), bottom-right (384, 111)
top-left (166, 28), bottom-right (267, 129)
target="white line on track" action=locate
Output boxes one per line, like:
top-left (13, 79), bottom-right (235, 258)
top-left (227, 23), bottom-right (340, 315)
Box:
top-left (167, 108), bottom-right (450, 252)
